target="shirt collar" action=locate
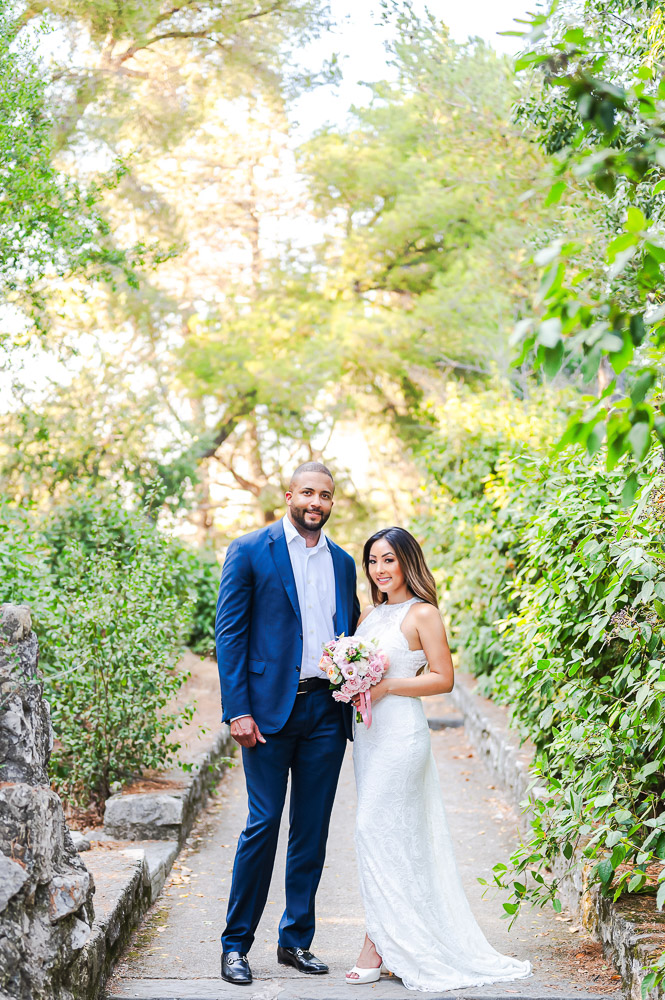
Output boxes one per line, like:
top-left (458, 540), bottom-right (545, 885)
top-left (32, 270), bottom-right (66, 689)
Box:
top-left (283, 515), bottom-right (328, 553)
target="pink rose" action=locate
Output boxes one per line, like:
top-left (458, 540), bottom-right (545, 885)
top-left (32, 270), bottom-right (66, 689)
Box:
top-left (341, 676), bottom-right (361, 697)
top-left (370, 651), bottom-right (388, 671)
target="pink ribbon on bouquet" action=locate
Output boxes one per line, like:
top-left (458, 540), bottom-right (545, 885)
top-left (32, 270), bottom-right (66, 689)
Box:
top-left (358, 689), bottom-right (372, 727)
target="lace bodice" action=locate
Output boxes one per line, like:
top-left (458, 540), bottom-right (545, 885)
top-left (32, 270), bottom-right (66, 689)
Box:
top-left (354, 597), bottom-right (427, 678)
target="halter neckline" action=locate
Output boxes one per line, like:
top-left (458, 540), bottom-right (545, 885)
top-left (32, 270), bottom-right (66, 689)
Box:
top-left (376, 596), bottom-right (419, 608)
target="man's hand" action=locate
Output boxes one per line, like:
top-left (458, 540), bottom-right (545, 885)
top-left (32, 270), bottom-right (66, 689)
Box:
top-left (230, 715), bottom-right (266, 748)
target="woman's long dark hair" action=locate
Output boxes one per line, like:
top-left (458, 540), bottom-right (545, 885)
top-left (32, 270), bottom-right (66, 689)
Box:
top-left (362, 527), bottom-right (438, 608)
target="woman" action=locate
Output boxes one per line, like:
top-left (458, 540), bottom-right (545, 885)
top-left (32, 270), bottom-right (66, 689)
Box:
top-left (346, 527), bottom-right (531, 991)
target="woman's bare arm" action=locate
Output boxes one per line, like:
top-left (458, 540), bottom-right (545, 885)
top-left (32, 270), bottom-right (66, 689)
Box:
top-left (359, 604), bottom-right (454, 705)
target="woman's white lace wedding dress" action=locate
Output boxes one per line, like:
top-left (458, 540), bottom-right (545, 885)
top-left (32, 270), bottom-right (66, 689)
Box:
top-left (353, 598), bottom-right (531, 992)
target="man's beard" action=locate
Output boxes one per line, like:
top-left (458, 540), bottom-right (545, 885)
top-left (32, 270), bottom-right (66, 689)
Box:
top-left (290, 505), bottom-right (331, 533)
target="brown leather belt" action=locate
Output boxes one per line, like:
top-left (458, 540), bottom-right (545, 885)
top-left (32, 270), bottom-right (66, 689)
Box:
top-left (296, 677), bottom-right (330, 695)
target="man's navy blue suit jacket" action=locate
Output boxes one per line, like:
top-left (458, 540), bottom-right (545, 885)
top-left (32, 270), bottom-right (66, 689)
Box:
top-left (215, 518), bottom-right (361, 736)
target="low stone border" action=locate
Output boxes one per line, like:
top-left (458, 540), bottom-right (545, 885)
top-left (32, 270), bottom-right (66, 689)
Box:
top-left (70, 848), bottom-right (151, 1000)
top-left (448, 672), bottom-right (537, 815)
top-left (104, 725), bottom-right (234, 843)
top-left (450, 670), bottom-right (665, 1000)
top-left (73, 726), bottom-right (235, 999)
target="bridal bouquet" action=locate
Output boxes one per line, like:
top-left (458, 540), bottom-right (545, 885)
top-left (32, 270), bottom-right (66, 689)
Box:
top-left (318, 636), bottom-right (388, 727)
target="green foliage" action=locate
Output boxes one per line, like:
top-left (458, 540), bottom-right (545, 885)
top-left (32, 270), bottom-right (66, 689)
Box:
top-left (0, 2), bottom-right (150, 340)
top-left (177, 547), bottom-right (220, 657)
top-left (179, 278), bottom-right (345, 455)
top-left (160, 14), bottom-right (562, 529)
top-left (511, 1), bottom-right (665, 487)
top-left (1, 5), bottom-right (558, 534)
top-left (419, 387), bottom-right (665, 947)
top-left (30, 0), bottom-right (332, 103)
top-left (299, 18), bottom-right (549, 374)
top-left (46, 540), bottom-right (193, 809)
top-left (0, 363), bottom-right (200, 509)
top-left (416, 384), bottom-right (564, 680)
top-left (485, 455), bottom-right (665, 929)
top-left (0, 503), bottom-right (47, 607)
top-left (0, 0), bottom-right (340, 521)
top-left (0, 491), bottom-right (217, 808)
top-left (171, 10), bottom-right (565, 525)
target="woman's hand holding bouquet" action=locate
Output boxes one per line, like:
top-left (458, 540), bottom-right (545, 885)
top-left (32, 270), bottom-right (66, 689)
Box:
top-left (318, 636), bottom-right (389, 727)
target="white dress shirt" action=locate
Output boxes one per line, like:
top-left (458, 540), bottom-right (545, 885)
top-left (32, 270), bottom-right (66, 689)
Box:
top-left (231, 518), bottom-right (337, 722)
top-left (282, 515), bottom-right (336, 679)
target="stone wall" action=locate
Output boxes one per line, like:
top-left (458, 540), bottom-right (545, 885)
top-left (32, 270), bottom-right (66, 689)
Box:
top-left (0, 604), bottom-right (95, 1000)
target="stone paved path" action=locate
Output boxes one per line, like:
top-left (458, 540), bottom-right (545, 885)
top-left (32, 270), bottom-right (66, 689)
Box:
top-left (106, 703), bottom-right (622, 1000)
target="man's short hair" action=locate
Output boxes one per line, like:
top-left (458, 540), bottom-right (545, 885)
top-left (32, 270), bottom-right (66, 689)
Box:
top-left (289, 462), bottom-right (334, 491)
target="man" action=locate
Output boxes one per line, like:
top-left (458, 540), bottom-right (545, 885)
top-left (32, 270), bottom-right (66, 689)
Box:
top-left (216, 462), bottom-right (360, 985)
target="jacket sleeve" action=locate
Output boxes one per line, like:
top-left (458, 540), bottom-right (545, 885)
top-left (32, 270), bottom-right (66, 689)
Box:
top-left (215, 539), bottom-right (253, 723)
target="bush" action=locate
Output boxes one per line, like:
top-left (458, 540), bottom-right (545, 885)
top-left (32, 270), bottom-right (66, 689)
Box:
top-left (417, 383), bottom-right (561, 681)
top-left (418, 385), bottom-right (665, 921)
top-left (0, 491), bottom-right (215, 809)
top-left (40, 489), bottom-right (220, 656)
top-left (173, 546), bottom-right (220, 656)
top-left (47, 538), bottom-right (194, 807)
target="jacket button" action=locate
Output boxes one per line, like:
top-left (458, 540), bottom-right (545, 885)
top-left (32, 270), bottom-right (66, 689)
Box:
top-left (294, 665), bottom-right (299, 671)
top-left (299, 633), bottom-right (303, 639)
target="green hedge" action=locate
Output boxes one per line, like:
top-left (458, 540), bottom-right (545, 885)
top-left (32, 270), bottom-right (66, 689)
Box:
top-left (0, 491), bottom-right (219, 809)
top-left (417, 385), bottom-right (558, 682)
top-left (418, 385), bottom-right (665, 927)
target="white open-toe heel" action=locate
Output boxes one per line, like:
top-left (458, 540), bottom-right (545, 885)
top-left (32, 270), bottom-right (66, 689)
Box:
top-left (345, 966), bottom-right (381, 985)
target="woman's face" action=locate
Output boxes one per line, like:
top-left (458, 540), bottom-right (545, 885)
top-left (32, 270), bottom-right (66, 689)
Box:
top-left (368, 537), bottom-right (406, 598)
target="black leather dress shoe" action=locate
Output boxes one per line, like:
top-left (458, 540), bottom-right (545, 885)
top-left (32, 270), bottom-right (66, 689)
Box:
top-left (277, 945), bottom-right (329, 974)
top-left (221, 952), bottom-right (252, 984)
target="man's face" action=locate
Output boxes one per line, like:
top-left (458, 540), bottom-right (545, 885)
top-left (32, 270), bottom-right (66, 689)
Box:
top-left (285, 472), bottom-right (334, 534)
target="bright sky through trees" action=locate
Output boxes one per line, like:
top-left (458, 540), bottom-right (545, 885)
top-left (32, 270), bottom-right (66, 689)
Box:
top-left (291, 0), bottom-right (529, 140)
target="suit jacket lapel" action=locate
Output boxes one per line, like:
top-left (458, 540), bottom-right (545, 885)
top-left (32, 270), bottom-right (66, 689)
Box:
top-left (328, 540), bottom-right (347, 637)
top-left (268, 521), bottom-right (302, 626)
